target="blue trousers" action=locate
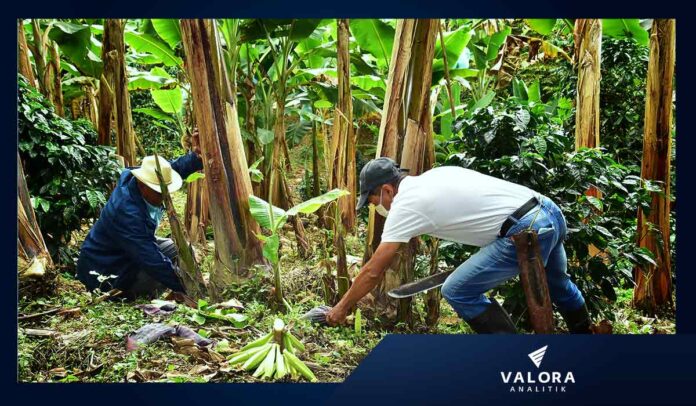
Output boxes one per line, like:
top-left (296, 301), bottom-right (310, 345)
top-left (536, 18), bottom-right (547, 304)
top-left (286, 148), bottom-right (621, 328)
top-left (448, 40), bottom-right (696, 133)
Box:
top-left (441, 196), bottom-right (585, 320)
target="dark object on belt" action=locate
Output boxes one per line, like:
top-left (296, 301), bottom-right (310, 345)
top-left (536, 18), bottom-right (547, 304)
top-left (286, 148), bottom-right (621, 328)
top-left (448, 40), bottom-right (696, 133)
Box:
top-left (499, 197), bottom-right (540, 237)
top-left (511, 230), bottom-right (554, 334)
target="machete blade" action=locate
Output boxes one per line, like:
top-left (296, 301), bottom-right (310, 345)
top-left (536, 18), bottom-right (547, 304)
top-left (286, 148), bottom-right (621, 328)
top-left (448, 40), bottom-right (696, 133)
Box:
top-left (387, 270), bottom-right (455, 299)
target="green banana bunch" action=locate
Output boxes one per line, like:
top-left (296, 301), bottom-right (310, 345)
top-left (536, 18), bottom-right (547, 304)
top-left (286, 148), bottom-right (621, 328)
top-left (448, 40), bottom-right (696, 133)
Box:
top-left (228, 318), bottom-right (317, 382)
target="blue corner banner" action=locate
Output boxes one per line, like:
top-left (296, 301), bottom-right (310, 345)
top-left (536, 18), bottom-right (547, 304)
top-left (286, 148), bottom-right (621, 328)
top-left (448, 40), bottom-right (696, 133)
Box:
top-left (329, 334), bottom-right (696, 405)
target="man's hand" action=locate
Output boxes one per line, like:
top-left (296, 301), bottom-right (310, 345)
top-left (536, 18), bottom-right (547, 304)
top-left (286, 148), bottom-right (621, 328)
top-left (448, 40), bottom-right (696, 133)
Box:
top-left (191, 128), bottom-right (202, 156)
top-left (325, 242), bottom-right (401, 326)
top-left (326, 305), bottom-right (348, 326)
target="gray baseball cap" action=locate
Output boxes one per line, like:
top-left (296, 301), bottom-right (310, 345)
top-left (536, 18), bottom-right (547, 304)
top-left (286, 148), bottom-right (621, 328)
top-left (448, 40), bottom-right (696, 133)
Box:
top-left (356, 157), bottom-right (403, 210)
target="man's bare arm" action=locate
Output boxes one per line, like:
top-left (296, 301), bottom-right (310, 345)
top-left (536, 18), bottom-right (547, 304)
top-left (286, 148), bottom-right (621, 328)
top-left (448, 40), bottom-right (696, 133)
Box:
top-left (327, 242), bottom-right (401, 325)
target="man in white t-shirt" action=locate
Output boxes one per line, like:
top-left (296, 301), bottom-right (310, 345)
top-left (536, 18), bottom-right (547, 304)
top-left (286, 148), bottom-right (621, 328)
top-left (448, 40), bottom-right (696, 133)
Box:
top-left (326, 157), bottom-right (591, 333)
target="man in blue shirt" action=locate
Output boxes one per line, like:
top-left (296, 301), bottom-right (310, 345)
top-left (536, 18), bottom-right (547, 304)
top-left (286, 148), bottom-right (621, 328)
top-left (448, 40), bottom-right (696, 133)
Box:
top-left (77, 144), bottom-right (203, 300)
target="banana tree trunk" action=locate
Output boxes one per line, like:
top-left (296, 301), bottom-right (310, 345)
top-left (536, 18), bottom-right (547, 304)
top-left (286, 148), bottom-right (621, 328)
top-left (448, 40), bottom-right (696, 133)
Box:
top-left (183, 101), bottom-right (210, 245)
top-left (185, 177), bottom-right (210, 245)
top-left (363, 19), bottom-right (438, 324)
top-left (240, 82), bottom-right (262, 196)
top-left (574, 19), bottom-right (601, 151)
top-left (269, 86), bottom-right (310, 259)
top-left (30, 20), bottom-right (49, 99)
top-left (85, 82), bottom-right (99, 129)
top-left (425, 238), bottom-right (440, 327)
top-left (362, 20), bottom-right (417, 269)
top-left (327, 19), bottom-right (355, 299)
top-left (243, 99), bottom-right (257, 166)
top-left (29, 20), bottom-right (63, 116)
top-left (181, 19), bottom-right (266, 299)
top-left (97, 74), bottom-right (113, 146)
top-left (18, 156), bottom-right (52, 279)
top-left (328, 19), bottom-right (357, 231)
top-left (633, 19), bottom-right (675, 313)
top-left (18, 20), bottom-right (37, 88)
top-left (100, 19), bottom-right (136, 166)
top-left (275, 122), bottom-right (311, 258)
top-left (47, 42), bottom-right (63, 117)
top-left (311, 111), bottom-right (321, 198)
top-left (574, 19), bottom-right (603, 259)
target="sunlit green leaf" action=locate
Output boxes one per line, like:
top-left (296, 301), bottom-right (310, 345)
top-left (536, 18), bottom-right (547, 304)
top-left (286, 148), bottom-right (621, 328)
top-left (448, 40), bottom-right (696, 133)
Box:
top-left (248, 195), bottom-right (287, 231)
top-left (525, 19), bottom-right (557, 36)
top-left (256, 128), bottom-right (275, 145)
top-left (472, 90), bottom-right (495, 111)
top-left (351, 75), bottom-right (385, 91)
top-left (248, 158), bottom-right (264, 183)
top-left (125, 32), bottom-right (183, 67)
top-left (261, 233), bottom-right (280, 265)
top-left (49, 21), bottom-right (102, 77)
top-left (128, 67), bottom-right (176, 90)
top-left (594, 225), bottom-right (613, 239)
top-left (314, 100), bottom-right (333, 109)
top-left (587, 196), bottom-right (604, 211)
top-left (602, 19), bottom-right (649, 47)
top-left (151, 19), bottom-right (181, 49)
top-left (527, 80), bottom-right (541, 103)
top-left (191, 313), bottom-right (206, 325)
top-left (350, 19), bottom-right (395, 69)
top-left (133, 107), bottom-right (176, 123)
top-left (486, 27), bottom-right (512, 61)
top-left (185, 172), bottom-right (205, 184)
top-left (225, 313), bottom-right (248, 327)
top-left (287, 189), bottom-right (350, 216)
top-left (151, 87), bottom-right (183, 115)
top-left (434, 27), bottom-right (473, 69)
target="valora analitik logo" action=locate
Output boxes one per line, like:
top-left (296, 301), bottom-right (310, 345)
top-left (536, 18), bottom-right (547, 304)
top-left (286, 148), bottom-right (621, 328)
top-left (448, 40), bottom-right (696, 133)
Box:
top-left (500, 345), bottom-right (576, 393)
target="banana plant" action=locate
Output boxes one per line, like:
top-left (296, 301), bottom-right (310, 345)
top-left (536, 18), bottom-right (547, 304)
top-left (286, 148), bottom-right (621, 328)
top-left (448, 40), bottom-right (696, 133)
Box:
top-left (248, 188), bottom-right (350, 307)
top-left (228, 318), bottom-right (317, 382)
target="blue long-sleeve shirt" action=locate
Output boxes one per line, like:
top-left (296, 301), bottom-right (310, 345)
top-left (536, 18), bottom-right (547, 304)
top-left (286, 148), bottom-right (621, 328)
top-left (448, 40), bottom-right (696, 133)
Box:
top-left (77, 152), bottom-right (203, 293)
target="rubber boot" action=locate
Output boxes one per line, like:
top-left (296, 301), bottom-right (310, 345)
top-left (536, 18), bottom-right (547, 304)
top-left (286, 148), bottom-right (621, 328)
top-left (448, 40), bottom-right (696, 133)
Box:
top-left (560, 303), bottom-right (592, 334)
top-left (466, 299), bottom-right (517, 334)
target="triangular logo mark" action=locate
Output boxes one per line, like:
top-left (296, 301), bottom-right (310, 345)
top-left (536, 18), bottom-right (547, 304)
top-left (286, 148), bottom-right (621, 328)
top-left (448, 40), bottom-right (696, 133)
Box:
top-left (528, 345), bottom-right (548, 368)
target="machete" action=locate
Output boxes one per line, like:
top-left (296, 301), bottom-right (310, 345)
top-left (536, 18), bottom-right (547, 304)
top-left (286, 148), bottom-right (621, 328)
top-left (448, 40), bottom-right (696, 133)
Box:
top-left (387, 270), bottom-right (455, 299)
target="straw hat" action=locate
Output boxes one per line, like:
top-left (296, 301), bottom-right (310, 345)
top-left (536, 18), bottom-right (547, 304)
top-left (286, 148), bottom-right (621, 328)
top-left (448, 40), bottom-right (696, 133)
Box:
top-left (131, 155), bottom-right (183, 194)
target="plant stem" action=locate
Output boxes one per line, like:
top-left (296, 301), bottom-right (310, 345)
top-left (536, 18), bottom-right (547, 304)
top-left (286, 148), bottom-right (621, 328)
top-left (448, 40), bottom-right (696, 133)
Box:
top-left (438, 22), bottom-right (457, 118)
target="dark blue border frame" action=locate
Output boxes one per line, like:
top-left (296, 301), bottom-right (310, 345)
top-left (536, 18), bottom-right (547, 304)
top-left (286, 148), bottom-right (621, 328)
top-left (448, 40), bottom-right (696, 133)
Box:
top-left (6, 2), bottom-right (693, 404)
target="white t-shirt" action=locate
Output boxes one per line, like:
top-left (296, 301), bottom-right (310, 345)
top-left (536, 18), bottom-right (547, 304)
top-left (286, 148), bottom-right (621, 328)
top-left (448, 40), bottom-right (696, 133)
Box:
top-left (380, 166), bottom-right (540, 247)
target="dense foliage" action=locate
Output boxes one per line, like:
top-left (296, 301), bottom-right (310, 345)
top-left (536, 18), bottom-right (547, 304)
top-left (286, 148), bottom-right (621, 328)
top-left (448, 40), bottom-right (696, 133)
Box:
top-left (600, 38), bottom-right (649, 165)
top-left (431, 36), bottom-right (669, 319)
top-left (18, 75), bottom-right (121, 263)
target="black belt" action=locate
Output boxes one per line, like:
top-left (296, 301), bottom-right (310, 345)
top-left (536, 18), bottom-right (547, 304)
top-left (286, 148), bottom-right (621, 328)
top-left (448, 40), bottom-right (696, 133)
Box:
top-left (499, 197), bottom-right (540, 237)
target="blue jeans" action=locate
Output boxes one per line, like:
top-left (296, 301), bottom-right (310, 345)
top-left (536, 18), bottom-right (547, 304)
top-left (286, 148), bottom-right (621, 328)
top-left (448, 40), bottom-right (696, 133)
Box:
top-left (441, 196), bottom-right (585, 320)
